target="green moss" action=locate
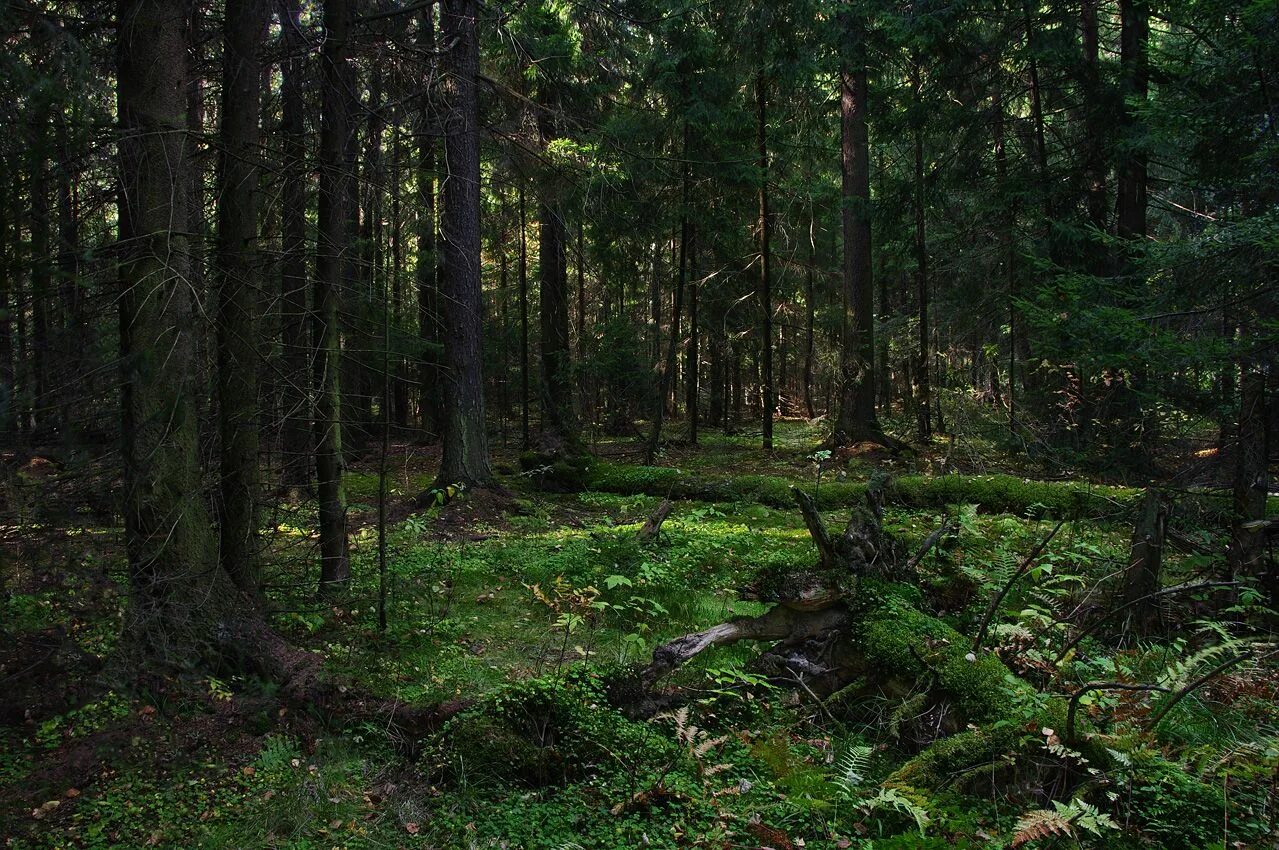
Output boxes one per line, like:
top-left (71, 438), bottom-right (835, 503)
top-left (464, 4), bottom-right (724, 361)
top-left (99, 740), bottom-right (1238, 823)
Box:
top-left (434, 673), bottom-right (671, 787)
top-left (886, 727), bottom-right (1017, 790)
top-left (521, 451), bottom-right (592, 492)
top-left (853, 584), bottom-right (1013, 724)
top-left (585, 462), bottom-right (1140, 520)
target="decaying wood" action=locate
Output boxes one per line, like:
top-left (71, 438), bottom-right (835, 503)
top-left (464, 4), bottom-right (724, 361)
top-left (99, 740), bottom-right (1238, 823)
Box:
top-left (636, 498), bottom-right (673, 542)
top-left (1120, 487), bottom-right (1168, 634)
top-left (644, 605), bottom-right (851, 682)
top-left (792, 485), bottom-right (883, 573)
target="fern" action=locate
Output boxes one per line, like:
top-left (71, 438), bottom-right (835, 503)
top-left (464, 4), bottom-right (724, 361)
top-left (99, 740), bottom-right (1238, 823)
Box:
top-left (1012, 799), bottom-right (1118, 846)
top-left (832, 744), bottom-right (874, 791)
top-left (859, 788), bottom-right (931, 835)
top-left (1012, 809), bottom-right (1073, 846)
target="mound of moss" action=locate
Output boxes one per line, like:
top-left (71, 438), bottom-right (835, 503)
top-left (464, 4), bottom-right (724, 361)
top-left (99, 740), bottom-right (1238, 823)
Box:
top-left (432, 673), bottom-right (672, 787)
top-left (584, 461), bottom-right (1140, 520)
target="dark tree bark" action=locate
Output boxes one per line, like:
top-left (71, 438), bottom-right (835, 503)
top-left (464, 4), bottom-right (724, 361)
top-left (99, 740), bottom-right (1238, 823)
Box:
top-left (644, 125), bottom-right (690, 465)
top-left (1228, 361), bottom-right (1269, 580)
top-left (756, 54), bottom-right (774, 452)
top-left (831, 18), bottom-right (879, 446)
top-left (315, 0), bottom-right (352, 590)
top-left (686, 223), bottom-right (700, 443)
top-left (803, 212), bottom-right (816, 421)
top-left (1116, 0), bottom-right (1149, 241)
top-left (28, 104), bottom-right (51, 435)
top-left (434, 0), bottom-right (493, 488)
top-left (116, 0), bottom-right (225, 649)
top-left (1080, 0), bottom-right (1108, 234)
top-left (538, 201), bottom-right (579, 454)
top-left (0, 160), bottom-right (12, 435)
top-left (278, 0), bottom-right (311, 489)
top-left (416, 4), bottom-right (443, 439)
top-left (215, 0), bottom-right (268, 591)
top-left (1122, 488), bottom-right (1167, 634)
top-left (518, 184), bottom-right (531, 450)
top-left (55, 112), bottom-right (83, 433)
top-left (912, 60), bottom-right (932, 441)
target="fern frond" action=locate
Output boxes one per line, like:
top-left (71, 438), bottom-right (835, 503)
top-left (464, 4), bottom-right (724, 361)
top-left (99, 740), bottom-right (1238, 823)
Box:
top-left (1012, 809), bottom-right (1073, 846)
top-left (833, 744), bottom-right (874, 791)
top-left (859, 788), bottom-right (930, 834)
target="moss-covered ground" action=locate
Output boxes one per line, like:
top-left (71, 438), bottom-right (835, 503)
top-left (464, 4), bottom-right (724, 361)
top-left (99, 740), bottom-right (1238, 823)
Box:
top-left (2, 420), bottom-right (1276, 849)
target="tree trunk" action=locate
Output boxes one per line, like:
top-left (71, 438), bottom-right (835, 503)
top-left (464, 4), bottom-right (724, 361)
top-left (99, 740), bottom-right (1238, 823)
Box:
top-left (912, 61), bottom-right (931, 441)
top-left (832, 20), bottom-right (879, 446)
top-left (0, 160), bottom-right (12, 435)
top-left (756, 57), bottom-right (774, 452)
top-left (215, 0), bottom-right (267, 591)
top-left (1080, 0), bottom-right (1107, 234)
top-left (1122, 488), bottom-right (1167, 634)
top-left (1228, 361), bottom-right (1269, 580)
top-left (415, 5), bottom-right (443, 440)
top-left (277, 0), bottom-right (311, 488)
top-left (645, 126), bottom-right (690, 465)
top-left (803, 213), bottom-right (816, 421)
top-left (1116, 0), bottom-right (1148, 241)
top-left (686, 222), bottom-right (699, 444)
top-left (538, 201), bottom-right (579, 453)
top-left (315, 0), bottom-right (352, 590)
top-left (28, 104), bottom-right (51, 435)
top-left (117, 0), bottom-right (226, 650)
top-left (518, 184), bottom-right (531, 450)
top-left (435, 0), bottom-right (493, 489)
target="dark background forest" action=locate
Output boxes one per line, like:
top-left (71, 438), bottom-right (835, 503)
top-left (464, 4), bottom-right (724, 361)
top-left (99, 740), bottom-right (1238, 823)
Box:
top-left (0, 0), bottom-right (1277, 847)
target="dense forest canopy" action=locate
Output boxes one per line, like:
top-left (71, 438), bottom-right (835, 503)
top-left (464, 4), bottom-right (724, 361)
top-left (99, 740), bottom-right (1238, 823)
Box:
top-left (0, 0), bottom-right (1277, 847)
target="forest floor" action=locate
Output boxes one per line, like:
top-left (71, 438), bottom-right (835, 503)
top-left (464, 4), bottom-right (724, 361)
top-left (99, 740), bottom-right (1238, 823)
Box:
top-left (2, 418), bottom-right (1277, 849)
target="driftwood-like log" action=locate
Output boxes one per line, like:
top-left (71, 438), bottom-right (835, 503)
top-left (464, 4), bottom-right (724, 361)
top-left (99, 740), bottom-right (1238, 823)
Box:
top-left (644, 605), bottom-right (851, 682)
top-left (636, 498), bottom-right (673, 542)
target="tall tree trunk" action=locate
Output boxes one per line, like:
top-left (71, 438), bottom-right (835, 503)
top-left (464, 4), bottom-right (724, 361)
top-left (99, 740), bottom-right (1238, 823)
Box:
top-left (278, 0), bottom-right (311, 489)
top-left (117, 0), bottom-right (222, 646)
top-left (391, 114), bottom-right (409, 429)
top-left (518, 184), bottom-right (530, 450)
top-left (686, 221), bottom-right (700, 444)
top-left (415, 4), bottom-right (443, 439)
top-left (912, 61), bottom-right (932, 441)
top-left (215, 0), bottom-right (267, 591)
top-left (55, 112), bottom-right (83, 436)
top-left (756, 57), bottom-right (774, 451)
top-left (28, 104), bottom-right (51, 435)
top-left (315, 0), bottom-right (352, 590)
top-left (1080, 0), bottom-right (1108, 234)
top-left (538, 201), bottom-right (578, 453)
top-left (803, 211), bottom-right (816, 421)
top-left (0, 158), bottom-right (12, 435)
top-left (832, 22), bottom-right (879, 446)
top-left (1116, 0), bottom-right (1148, 241)
top-left (1228, 360), bottom-right (1269, 581)
top-left (645, 124), bottom-right (691, 464)
top-left (435, 0), bottom-right (493, 488)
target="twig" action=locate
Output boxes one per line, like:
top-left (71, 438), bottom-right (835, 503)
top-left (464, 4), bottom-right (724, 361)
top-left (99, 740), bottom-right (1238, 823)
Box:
top-left (904, 518), bottom-right (952, 572)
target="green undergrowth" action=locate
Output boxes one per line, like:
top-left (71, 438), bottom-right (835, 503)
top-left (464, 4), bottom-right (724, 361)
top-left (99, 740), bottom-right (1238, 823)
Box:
top-left (4, 456), bottom-right (1277, 849)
